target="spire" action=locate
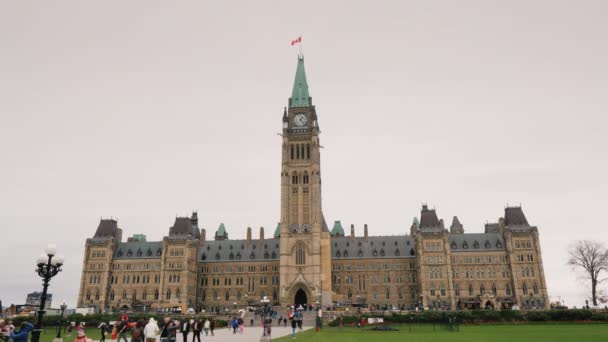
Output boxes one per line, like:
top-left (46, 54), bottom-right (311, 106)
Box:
top-left (290, 56), bottom-right (310, 107)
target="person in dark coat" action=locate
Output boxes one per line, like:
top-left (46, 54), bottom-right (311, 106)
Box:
top-left (191, 320), bottom-right (201, 342)
top-left (10, 322), bottom-right (33, 342)
top-left (180, 320), bottom-right (190, 342)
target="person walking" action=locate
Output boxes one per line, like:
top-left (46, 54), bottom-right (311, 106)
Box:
top-left (98, 322), bottom-right (107, 342)
top-left (203, 319), bottom-right (209, 337)
top-left (159, 318), bottom-right (170, 342)
top-left (131, 320), bottom-right (144, 342)
top-left (144, 318), bottom-right (159, 342)
top-left (180, 320), bottom-right (190, 342)
top-left (290, 316), bottom-right (297, 339)
top-left (209, 319), bottom-right (215, 337)
top-left (117, 317), bottom-right (129, 342)
top-left (74, 328), bottom-right (87, 342)
top-left (10, 322), bottom-right (33, 342)
top-left (191, 320), bottom-right (201, 342)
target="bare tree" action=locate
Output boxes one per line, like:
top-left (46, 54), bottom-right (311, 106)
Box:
top-left (567, 240), bottom-right (608, 306)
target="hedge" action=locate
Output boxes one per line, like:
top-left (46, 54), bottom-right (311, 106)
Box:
top-left (328, 309), bottom-right (608, 326)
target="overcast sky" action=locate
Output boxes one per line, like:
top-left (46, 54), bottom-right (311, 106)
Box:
top-left (1, 1), bottom-right (607, 308)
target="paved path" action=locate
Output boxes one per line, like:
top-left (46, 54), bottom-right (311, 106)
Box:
top-left (96, 326), bottom-right (311, 342)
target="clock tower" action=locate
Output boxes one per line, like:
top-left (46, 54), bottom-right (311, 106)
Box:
top-left (279, 56), bottom-right (332, 307)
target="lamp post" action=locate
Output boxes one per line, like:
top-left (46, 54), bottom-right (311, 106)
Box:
top-left (260, 296), bottom-right (270, 337)
top-left (55, 301), bottom-right (67, 340)
top-left (32, 244), bottom-right (64, 342)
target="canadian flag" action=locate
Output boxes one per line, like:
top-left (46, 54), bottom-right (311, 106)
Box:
top-left (291, 36), bottom-right (302, 46)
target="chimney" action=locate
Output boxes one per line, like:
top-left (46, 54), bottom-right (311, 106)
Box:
top-left (364, 224), bottom-right (368, 239)
top-left (350, 224), bottom-right (355, 238)
top-left (247, 227), bottom-right (252, 242)
top-left (201, 228), bottom-right (206, 242)
top-left (260, 227), bottom-right (265, 241)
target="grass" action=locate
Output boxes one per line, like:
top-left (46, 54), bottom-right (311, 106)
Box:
top-left (274, 323), bottom-right (608, 342)
top-left (38, 328), bottom-right (103, 342)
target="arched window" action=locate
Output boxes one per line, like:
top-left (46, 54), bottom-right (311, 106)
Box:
top-left (296, 144), bottom-right (300, 159)
top-left (122, 290), bottom-right (127, 300)
top-left (344, 250), bottom-right (348, 257)
top-left (451, 242), bottom-right (457, 249)
top-left (533, 283), bottom-right (539, 295)
top-left (273, 288), bottom-right (279, 301)
top-left (440, 285), bottom-right (446, 296)
top-left (522, 283), bottom-right (528, 295)
top-left (225, 291), bottom-right (230, 301)
top-left (110, 290), bottom-right (115, 301)
top-left (176, 288), bottom-right (181, 299)
top-left (264, 251), bottom-right (269, 259)
top-left (468, 284), bottom-right (473, 296)
top-left (372, 249), bottom-right (378, 257)
top-left (307, 144), bottom-right (310, 159)
top-left (492, 283), bottom-right (497, 295)
top-left (480, 285), bottom-right (485, 295)
top-left (335, 250), bottom-right (341, 258)
top-left (154, 289), bottom-right (159, 300)
top-left (95, 290), bottom-right (100, 301)
top-left (132, 290), bottom-right (137, 300)
top-left (271, 251), bottom-right (276, 258)
top-left (229, 252), bottom-right (234, 260)
top-left (137, 249), bottom-right (142, 257)
top-left (506, 284), bottom-right (512, 296)
top-left (454, 285), bottom-right (460, 296)
top-left (296, 242), bottom-right (305, 265)
top-left (236, 291), bottom-right (241, 301)
top-left (166, 289), bottom-right (171, 300)
top-left (290, 144), bottom-right (294, 160)
top-left (473, 241), bottom-right (479, 249)
top-left (380, 249), bottom-right (385, 257)
top-left (142, 290), bottom-right (147, 300)
top-left (86, 291), bottom-right (91, 300)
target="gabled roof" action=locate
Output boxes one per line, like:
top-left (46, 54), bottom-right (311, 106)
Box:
top-left (199, 238), bottom-right (280, 263)
top-left (113, 241), bottom-right (163, 259)
top-left (290, 56), bottom-right (310, 108)
top-left (330, 236), bottom-right (416, 259)
top-left (504, 207), bottom-right (529, 226)
top-left (94, 219), bottom-right (119, 238)
top-left (331, 220), bottom-right (345, 236)
top-left (448, 233), bottom-right (506, 252)
top-left (419, 205), bottom-right (441, 228)
top-left (169, 217), bottom-right (195, 237)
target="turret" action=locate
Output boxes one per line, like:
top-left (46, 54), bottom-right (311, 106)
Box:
top-left (260, 227), bottom-right (265, 241)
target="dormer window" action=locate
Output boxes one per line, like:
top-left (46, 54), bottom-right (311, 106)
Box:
top-left (463, 242), bottom-right (469, 249)
top-left (451, 242), bottom-right (457, 249)
top-left (484, 241), bottom-right (491, 249)
top-left (496, 241), bottom-right (503, 248)
top-left (201, 253), bottom-right (207, 261)
top-left (127, 250), bottom-right (133, 257)
top-left (215, 252), bottom-right (220, 260)
top-left (250, 252), bottom-right (255, 260)
top-left (473, 241), bottom-right (479, 249)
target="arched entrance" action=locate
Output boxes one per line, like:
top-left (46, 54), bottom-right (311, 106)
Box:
top-left (295, 289), bottom-right (307, 306)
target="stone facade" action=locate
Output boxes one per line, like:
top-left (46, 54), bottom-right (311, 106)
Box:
top-left (78, 57), bottom-right (549, 312)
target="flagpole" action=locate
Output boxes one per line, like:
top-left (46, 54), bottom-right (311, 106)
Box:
top-left (299, 35), bottom-right (303, 57)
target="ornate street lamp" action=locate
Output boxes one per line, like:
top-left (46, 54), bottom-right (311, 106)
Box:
top-left (32, 244), bottom-right (64, 342)
top-left (260, 296), bottom-right (270, 337)
top-left (55, 300), bottom-right (67, 340)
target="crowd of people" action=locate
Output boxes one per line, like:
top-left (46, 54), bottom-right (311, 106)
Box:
top-left (0, 305), bottom-right (310, 342)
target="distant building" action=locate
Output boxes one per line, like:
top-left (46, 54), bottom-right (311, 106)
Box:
top-left (26, 292), bottom-right (52, 309)
top-left (78, 56), bottom-right (550, 313)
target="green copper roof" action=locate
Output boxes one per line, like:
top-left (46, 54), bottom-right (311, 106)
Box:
top-left (131, 234), bottom-right (146, 242)
top-left (274, 223), bottom-right (281, 238)
top-left (331, 220), bottom-right (345, 236)
top-left (412, 217), bottom-right (420, 226)
top-left (216, 223), bottom-right (227, 236)
top-left (290, 56), bottom-right (310, 107)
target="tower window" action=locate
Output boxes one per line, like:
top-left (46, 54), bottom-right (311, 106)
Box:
top-left (296, 144), bottom-right (300, 159)
top-left (296, 242), bottom-right (305, 265)
top-left (307, 144), bottom-right (310, 159)
top-left (291, 144), bottom-right (294, 160)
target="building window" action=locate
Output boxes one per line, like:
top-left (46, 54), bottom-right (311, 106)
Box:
top-left (522, 283), bottom-right (528, 295)
top-left (533, 283), bottom-right (539, 295)
top-left (225, 291), bottom-right (230, 301)
top-left (154, 290), bottom-right (159, 300)
top-left (110, 291), bottom-right (115, 301)
top-left (296, 242), bottom-right (305, 265)
top-left (176, 288), bottom-right (181, 299)
top-left (307, 144), bottom-right (310, 159)
top-left (166, 289), bottom-right (171, 300)
top-left (468, 284), bottom-right (473, 296)
top-left (454, 285), bottom-right (460, 296)
top-left (506, 284), bottom-right (512, 296)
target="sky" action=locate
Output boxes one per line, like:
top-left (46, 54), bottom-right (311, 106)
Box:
top-left (1, 0), bottom-right (607, 309)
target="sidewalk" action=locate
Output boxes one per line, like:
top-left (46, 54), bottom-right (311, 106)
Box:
top-left (94, 326), bottom-right (311, 342)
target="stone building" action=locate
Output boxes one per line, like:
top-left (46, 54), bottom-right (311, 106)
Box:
top-left (78, 56), bottom-right (550, 312)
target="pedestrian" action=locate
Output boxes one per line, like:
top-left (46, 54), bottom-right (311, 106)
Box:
top-left (74, 328), bottom-right (87, 342)
top-left (203, 319), bottom-right (210, 336)
top-left (209, 319), bottom-right (215, 336)
top-left (166, 321), bottom-right (177, 342)
top-left (144, 318), bottom-right (159, 342)
top-left (180, 320), bottom-right (190, 342)
top-left (290, 316), bottom-right (297, 339)
top-left (131, 320), bottom-right (144, 342)
top-left (0, 321), bottom-right (11, 342)
top-left (10, 322), bottom-right (33, 342)
top-left (231, 318), bottom-right (238, 334)
top-left (98, 322), bottom-right (107, 342)
top-left (237, 317), bottom-right (243, 334)
top-left (191, 320), bottom-right (201, 342)
top-left (159, 318), bottom-right (170, 342)
top-left (117, 317), bottom-right (129, 342)
top-left (283, 317), bottom-right (287, 328)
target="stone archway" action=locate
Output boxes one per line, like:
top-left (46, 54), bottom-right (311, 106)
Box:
top-left (295, 289), bottom-right (307, 306)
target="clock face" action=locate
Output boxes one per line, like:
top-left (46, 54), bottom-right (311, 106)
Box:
top-left (294, 114), bottom-right (308, 127)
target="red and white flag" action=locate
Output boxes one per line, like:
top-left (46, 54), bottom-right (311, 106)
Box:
top-left (291, 36), bottom-right (302, 46)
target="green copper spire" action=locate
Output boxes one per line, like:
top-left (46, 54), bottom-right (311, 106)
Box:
top-left (290, 56), bottom-right (310, 107)
top-left (274, 222), bottom-right (281, 238)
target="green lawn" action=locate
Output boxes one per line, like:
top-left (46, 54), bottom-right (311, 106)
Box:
top-left (275, 324), bottom-right (608, 342)
top-left (38, 328), bottom-right (103, 342)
